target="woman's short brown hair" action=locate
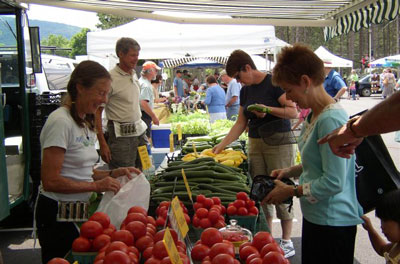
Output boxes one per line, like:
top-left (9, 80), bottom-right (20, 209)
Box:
top-left (272, 43), bottom-right (325, 87)
top-left (206, 75), bottom-right (217, 84)
top-left (226, 49), bottom-right (257, 77)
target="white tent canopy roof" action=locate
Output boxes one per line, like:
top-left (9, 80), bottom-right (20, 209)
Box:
top-left (19, 0), bottom-right (400, 40)
top-left (87, 18), bottom-right (288, 60)
top-left (314, 46), bottom-right (353, 68)
top-left (370, 54), bottom-right (400, 67)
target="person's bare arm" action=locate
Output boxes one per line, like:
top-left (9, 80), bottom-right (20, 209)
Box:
top-left (361, 215), bottom-right (392, 256)
top-left (334, 87), bottom-right (347, 100)
top-left (226, 96), bottom-right (238, 107)
top-left (41, 147), bottom-right (120, 194)
top-left (174, 86), bottom-right (178, 97)
top-left (95, 107), bottom-right (111, 163)
top-left (140, 100), bottom-right (159, 125)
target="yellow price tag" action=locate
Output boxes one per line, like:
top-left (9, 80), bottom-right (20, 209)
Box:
top-left (177, 124), bottom-right (182, 141)
top-left (137, 145), bottom-right (151, 170)
top-left (163, 227), bottom-right (183, 264)
top-left (192, 142), bottom-right (198, 157)
top-left (170, 196), bottom-right (189, 239)
top-left (169, 133), bottom-right (174, 153)
top-left (181, 169), bottom-right (192, 202)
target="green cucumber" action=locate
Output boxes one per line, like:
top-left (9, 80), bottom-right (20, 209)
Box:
top-left (247, 104), bottom-right (271, 113)
top-left (197, 184), bottom-right (237, 196)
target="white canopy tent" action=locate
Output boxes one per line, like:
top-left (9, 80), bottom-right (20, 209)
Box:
top-left (370, 54), bottom-right (400, 68)
top-left (314, 46), bottom-right (353, 68)
top-left (87, 18), bottom-right (288, 68)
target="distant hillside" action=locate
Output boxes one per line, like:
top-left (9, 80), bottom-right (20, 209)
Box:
top-left (0, 17), bottom-right (82, 46)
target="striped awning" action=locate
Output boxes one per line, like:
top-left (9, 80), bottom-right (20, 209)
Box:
top-left (163, 56), bottom-right (228, 68)
top-left (324, 0), bottom-right (400, 40)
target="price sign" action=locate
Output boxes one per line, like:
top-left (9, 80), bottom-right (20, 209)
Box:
top-left (177, 124), bottom-right (182, 141)
top-left (137, 145), bottom-right (151, 170)
top-left (163, 227), bottom-right (183, 264)
top-left (192, 142), bottom-right (198, 157)
top-left (169, 133), bottom-right (174, 153)
top-left (170, 196), bottom-right (189, 239)
top-left (181, 169), bottom-right (193, 202)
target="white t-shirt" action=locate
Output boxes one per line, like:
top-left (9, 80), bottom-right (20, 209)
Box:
top-left (40, 106), bottom-right (98, 202)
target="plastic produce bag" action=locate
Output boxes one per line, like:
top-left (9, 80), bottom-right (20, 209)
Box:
top-left (96, 173), bottom-right (150, 228)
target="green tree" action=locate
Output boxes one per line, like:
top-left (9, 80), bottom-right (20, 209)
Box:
top-left (70, 28), bottom-right (90, 58)
top-left (41, 34), bottom-right (70, 57)
top-left (96, 13), bottom-right (135, 30)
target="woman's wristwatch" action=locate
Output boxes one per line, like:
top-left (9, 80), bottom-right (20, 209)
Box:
top-left (293, 185), bottom-right (301, 198)
top-left (346, 115), bottom-right (363, 138)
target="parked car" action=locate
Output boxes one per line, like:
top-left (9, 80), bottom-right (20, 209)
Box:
top-left (356, 74), bottom-right (381, 97)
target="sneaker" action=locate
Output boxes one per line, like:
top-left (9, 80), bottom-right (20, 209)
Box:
top-left (279, 239), bottom-right (295, 258)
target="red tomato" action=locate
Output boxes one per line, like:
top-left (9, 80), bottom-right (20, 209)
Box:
top-left (214, 220), bottom-right (226, 229)
top-left (196, 208), bottom-right (209, 219)
top-left (94, 260), bottom-right (104, 264)
top-left (191, 244), bottom-right (211, 261)
top-left (147, 227), bottom-right (156, 236)
top-left (105, 241), bottom-right (129, 255)
top-left (200, 227), bottom-right (223, 247)
top-left (124, 213), bottom-right (148, 225)
top-left (211, 254), bottom-right (235, 264)
top-left (199, 218), bottom-right (212, 229)
top-left (154, 229), bottom-right (178, 244)
top-left (193, 202), bottom-right (204, 211)
top-left (262, 251), bottom-right (287, 264)
top-left (129, 252), bottom-right (139, 264)
top-left (155, 217), bottom-right (165, 227)
top-left (177, 240), bottom-right (187, 251)
top-left (211, 197), bottom-right (221, 205)
top-left (252, 232), bottom-right (274, 251)
top-left (128, 206), bottom-right (148, 216)
top-left (184, 213), bottom-right (191, 224)
top-left (47, 258), bottom-right (70, 264)
top-left (111, 230), bottom-right (134, 246)
top-left (249, 258), bottom-right (263, 264)
top-left (90, 212), bottom-right (111, 229)
top-left (72, 236), bottom-right (91, 252)
top-left (226, 206), bottom-right (237, 216)
top-left (152, 240), bottom-right (169, 260)
top-left (145, 257), bottom-right (161, 264)
top-left (236, 192), bottom-right (249, 201)
top-left (239, 246), bottom-right (259, 261)
top-left (246, 253), bottom-right (261, 264)
top-left (109, 224), bottom-right (116, 231)
top-left (126, 221), bottom-right (147, 239)
top-left (179, 253), bottom-right (191, 264)
top-left (203, 198), bottom-right (214, 209)
top-left (233, 200), bottom-right (246, 209)
top-left (196, 194), bottom-right (206, 203)
top-left (135, 236), bottom-right (154, 252)
top-left (209, 242), bottom-right (235, 260)
top-left (239, 241), bottom-right (252, 252)
top-left (159, 201), bottom-right (170, 208)
top-left (246, 200), bottom-right (256, 208)
top-left (202, 261), bottom-right (212, 264)
top-left (192, 215), bottom-right (200, 227)
top-left (211, 205), bottom-right (222, 213)
top-left (95, 251), bottom-right (106, 262)
top-left (128, 246), bottom-right (140, 256)
top-left (237, 207), bottom-right (248, 216)
top-left (80, 221), bottom-right (104, 239)
top-left (147, 223), bottom-right (157, 232)
top-left (208, 210), bottom-right (220, 224)
top-left (147, 216), bottom-right (157, 226)
top-left (220, 205), bottom-right (226, 215)
top-left (104, 250), bottom-right (131, 264)
top-left (92, 234), bottom-right (111, 252)
top-left (234, 259), bottom-right (241, 264)
top-left (142, 246), bottom-right (153, 260)
top-left (248, 207), bottom-right (259, 215)
top-left (103, 227), bottom-right (115, 236)
top-left (260, 243), bottom-right (284, 257)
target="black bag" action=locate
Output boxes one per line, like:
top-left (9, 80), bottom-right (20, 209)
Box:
top-left (354, 119), bottom-right (400, 213)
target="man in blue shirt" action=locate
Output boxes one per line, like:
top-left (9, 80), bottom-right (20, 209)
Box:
top-left (322, 59), bottom-right (347, 100)
top-left (173, 70), bottom-right (184, 97)
top-left (220, 70), bottom-right (241, 120)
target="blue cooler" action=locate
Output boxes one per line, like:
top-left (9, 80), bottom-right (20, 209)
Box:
top-left (151, 124), bottom-right (171, 148)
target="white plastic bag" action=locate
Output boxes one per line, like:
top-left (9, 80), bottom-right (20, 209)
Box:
top-left (96, 173), bottom-right (150, 229)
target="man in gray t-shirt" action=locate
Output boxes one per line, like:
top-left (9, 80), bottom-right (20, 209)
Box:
top-left (173, 70), bottom-right (184, 97)
top-left (220, 70), bottom-right (241, 120)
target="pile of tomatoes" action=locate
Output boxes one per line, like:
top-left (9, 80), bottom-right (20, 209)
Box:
top-left (238, 232), bottom-right (289, 264)
top-left (226, 192), bottom-right (259, 217)
top-left (192, 195), bottom-right (226, 229)
top-left (154, 201), bottom-right (191, 228)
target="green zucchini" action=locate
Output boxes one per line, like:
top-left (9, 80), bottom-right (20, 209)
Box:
top-left (247, 104), bottom-right (271, 113)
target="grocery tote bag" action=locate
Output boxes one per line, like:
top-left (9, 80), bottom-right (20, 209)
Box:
top-left (352, 112), bottom-right (400, 213)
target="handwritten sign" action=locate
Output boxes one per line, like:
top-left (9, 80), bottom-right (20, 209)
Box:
top-left (137, 145), bottom-right (151, 170)
top-left (169, 133), bottom-right (174, 153)
top-left (181, 169), bottom-right (192, 202)
top-left (163, 227), bottom-right (183, 264)
top-left (170, 196), bottom-right (189, 239)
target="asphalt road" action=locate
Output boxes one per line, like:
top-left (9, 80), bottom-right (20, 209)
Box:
top-left (271, 93), bottom-right (395, 264)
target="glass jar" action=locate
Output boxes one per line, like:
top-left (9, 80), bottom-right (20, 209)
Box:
top-left (219, 219), bottom-right (253, 252)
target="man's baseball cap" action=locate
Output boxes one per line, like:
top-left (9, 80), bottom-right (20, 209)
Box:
top-left (142, 61), bottom-right (161, 71)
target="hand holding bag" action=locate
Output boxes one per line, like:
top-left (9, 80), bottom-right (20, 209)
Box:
top-left (96, 173), bottom-right (150, 228)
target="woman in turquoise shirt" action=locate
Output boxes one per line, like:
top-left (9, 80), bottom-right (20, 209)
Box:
top-left (264, 44), bottom-right (363, 264)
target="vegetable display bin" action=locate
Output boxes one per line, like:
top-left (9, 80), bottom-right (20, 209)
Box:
top-left (71, 251), bottom-right (97, 264)
top-left (151, 124), bottom-right (171, 148)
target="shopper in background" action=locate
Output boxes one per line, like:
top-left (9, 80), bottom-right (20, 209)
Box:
top-left (151, 74), bottom-right (167, 103)
top-left (213, 49), bottom-right (298, 258)
top-left (322, 58), bottom-right (347, 101)
top-left (139, 61), bottom-right (160, 139)
top-left (203, 75), bottom-right (227, 123)
top-left (348, 69), bottom-right (359, 99)
top-left (95, 37), bottom-right (148, 169)
top-left (361, 189), bottom-right (400, 263)
top-left (382, 68), bottom-right (396, 99)
top-left (220, 69), bottom-right (241, 120)
top-left (173, 69), bottom-right (184, 97)
top-left (265, 44), bottom-right (363, 264)
top-left (36, 60), bottom-right (141, 264)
